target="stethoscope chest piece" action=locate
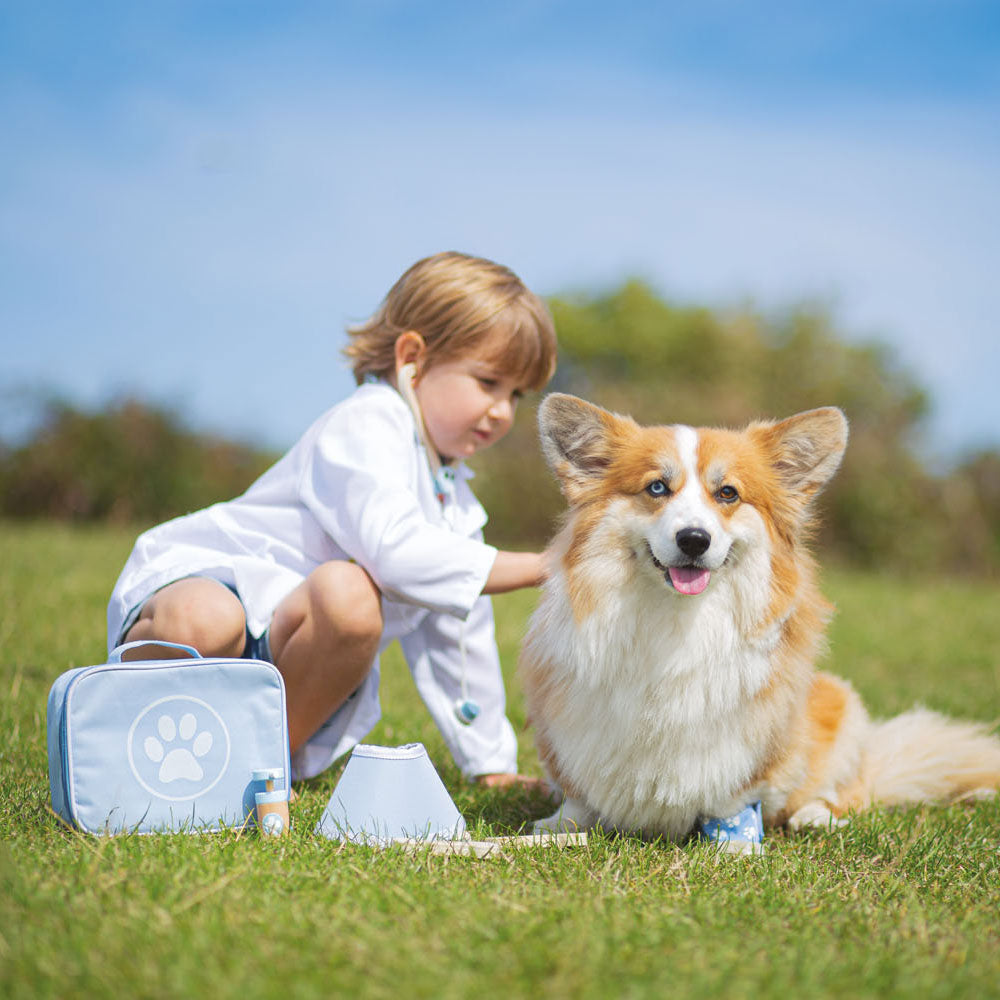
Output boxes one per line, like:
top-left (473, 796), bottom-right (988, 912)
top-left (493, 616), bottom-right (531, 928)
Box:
top-left (453, 698), bottom-right (481, 725)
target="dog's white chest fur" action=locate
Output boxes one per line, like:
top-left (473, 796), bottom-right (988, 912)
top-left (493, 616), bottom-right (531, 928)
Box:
top-left (526, 563), bottom-right (778, 838)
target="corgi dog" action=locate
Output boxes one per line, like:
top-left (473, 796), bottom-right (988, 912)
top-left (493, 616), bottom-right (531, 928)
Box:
top-left (521, 394), bottom-right (1000, 840)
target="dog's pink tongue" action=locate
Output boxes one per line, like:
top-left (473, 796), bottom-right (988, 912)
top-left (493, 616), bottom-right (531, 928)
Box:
top-left (669, 566), bottom-right (711, 595)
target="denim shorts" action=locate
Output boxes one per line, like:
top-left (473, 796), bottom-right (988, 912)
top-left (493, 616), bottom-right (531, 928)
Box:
top-left (117, 576), bottom-right (273, 664)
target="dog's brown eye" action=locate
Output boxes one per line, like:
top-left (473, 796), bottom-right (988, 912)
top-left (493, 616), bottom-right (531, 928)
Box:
top-left (716, 485), bottom-right (740, 504)
top-left (646, 479), bottom-right (669, 498)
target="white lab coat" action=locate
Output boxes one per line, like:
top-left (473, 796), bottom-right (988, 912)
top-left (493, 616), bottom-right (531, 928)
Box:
top-left (106, 381), bottom-right (518, 780)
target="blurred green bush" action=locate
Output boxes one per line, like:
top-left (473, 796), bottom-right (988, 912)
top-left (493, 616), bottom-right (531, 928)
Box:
top-left (2, 281), bottom-right (997, 576)
top-left (0, 396), bottom-right (275, 524)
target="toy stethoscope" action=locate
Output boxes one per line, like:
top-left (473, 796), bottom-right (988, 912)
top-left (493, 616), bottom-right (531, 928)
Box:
top-left (397, 362), bottom-right (481, 726)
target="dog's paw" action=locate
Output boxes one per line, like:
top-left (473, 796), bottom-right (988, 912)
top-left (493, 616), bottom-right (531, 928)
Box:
top-left (533, 797), bottom-right (598, 834)
top-left (787, 800), bottom-right (848, 831)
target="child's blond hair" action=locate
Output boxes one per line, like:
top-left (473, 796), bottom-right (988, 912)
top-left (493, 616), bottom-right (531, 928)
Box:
top-left (345, 252), bottom-right (557, 390)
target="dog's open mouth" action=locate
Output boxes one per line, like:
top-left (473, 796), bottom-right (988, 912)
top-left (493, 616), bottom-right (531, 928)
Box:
top-left (647, 546), bottom-right (712, 596)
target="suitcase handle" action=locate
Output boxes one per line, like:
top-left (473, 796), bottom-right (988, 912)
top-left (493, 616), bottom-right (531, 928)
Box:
top-left (109, 640), bottom-right (202, 662)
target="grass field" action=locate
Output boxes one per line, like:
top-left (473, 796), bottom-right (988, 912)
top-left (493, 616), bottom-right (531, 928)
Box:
top-left (2, 520), bottom-right (999, 999)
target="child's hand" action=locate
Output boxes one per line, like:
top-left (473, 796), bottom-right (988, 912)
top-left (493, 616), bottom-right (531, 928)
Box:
top-left (476, 773), bottom-right (561, 800)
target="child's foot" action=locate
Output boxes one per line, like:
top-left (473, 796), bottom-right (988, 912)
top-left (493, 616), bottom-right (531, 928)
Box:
top-left (477, 773), bottom-right (561, 800)
top-left (698, 801), bottom-right (764, 855)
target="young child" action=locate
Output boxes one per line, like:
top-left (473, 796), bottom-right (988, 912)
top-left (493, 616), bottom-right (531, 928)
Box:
top-left (106, 251), bottom-right (557, 788)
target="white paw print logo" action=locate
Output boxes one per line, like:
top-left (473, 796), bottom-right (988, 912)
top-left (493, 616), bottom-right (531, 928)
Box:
top-left (127, 695), bottom-right (230, 801)
top-left (143, 712), bottom-right (213, 783)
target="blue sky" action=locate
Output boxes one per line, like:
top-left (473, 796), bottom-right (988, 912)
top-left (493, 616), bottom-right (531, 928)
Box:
top-left (2, 2), bottom-right (998, 458)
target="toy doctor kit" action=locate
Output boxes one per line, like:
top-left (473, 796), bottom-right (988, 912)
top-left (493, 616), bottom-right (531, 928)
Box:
top-left (46, 645), bottom-right (582, 854)
top-left (47, 641), bottom-right (290, 835)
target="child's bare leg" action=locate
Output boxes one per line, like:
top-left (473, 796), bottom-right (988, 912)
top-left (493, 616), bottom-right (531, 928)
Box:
top-left (269, 561), bottom-right (383, 752)
top-left (122, 577), bottom-right (247, 660)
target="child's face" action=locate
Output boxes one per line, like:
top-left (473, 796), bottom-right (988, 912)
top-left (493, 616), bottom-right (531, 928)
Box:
top-left (414, 351), bottom-right (525, 462)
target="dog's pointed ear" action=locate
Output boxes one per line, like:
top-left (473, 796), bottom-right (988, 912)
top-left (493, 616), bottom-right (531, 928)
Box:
top-left (538, 394), bottom-right (617, 501)
top-left (760, 407), bottom-right (849, 498)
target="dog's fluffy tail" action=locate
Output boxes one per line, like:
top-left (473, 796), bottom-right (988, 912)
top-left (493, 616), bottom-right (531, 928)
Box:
top-left (864, 707), bottom-right (1000, 806)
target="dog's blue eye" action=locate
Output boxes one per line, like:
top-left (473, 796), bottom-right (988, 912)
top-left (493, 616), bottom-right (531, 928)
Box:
top-left (716, 485), bottom-right (740, 503)
top-left (646, 480), bottom-right (669, 497)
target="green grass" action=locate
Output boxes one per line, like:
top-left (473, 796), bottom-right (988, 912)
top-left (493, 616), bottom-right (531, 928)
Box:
top-left (2, 520), bottom-right (999, 999)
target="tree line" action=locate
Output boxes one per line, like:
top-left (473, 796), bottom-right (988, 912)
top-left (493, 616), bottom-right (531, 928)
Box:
top-left (2, 281), bottom-right (998, 576)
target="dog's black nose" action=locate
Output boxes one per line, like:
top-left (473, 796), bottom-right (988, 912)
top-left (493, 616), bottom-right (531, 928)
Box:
top-left (676, 527), bottom-right (711, 558)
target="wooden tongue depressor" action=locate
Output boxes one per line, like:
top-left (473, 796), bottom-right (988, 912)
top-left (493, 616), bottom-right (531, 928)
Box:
top-left (387, 832), bottom-right (589, 858)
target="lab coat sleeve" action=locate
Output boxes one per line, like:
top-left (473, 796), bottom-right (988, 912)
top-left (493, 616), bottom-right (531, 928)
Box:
top-left (297, 392), bottom-right (497, 619)
top-left (398, 597), bottom-right (519, 778)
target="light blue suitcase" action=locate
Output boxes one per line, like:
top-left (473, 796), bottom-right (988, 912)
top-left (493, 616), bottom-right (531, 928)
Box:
top-left (47, 641), bottom-right (291, 834)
